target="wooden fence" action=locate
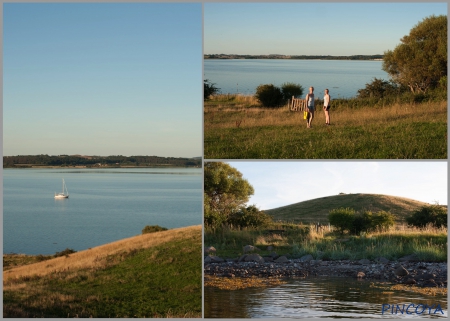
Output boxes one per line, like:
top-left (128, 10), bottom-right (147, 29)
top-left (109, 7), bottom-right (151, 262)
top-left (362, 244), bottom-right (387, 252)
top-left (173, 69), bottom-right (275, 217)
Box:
top-left (290, 96), bottom-right (307, 111)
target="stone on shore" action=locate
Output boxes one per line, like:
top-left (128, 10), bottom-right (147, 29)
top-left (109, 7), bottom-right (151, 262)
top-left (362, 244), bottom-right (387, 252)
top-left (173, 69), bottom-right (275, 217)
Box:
top-left (399, 254), bottom-right (420, 262)
top-left (274, 256), bottom-right (289, 263)
top-left (243, 245), bottom-right (260, 253)
top-left (358, 259), bottom-right (371, 265)
top-left (375, 257), bottom-right (390, 264)
top-left (300, 254), bottom-right (314, 262)
top-left (205, 256), bottom-right (224, 263)
top-left (394, 265), bottom-right (409, 277)
top-left (244, 253), bottom-right (265, 264)
top-left (356, 271), bottom-right (365, 278)
top-left (204, 246), bottom-right (216, 254)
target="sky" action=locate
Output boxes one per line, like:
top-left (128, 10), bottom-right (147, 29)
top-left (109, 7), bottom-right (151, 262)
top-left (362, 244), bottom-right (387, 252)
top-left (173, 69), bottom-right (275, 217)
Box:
top-left (3, 3), bottom-right (202, 157)
top-left (225, 162), bottom-right (448, 210)
top-left (204, 2), bottom-right (448, 55)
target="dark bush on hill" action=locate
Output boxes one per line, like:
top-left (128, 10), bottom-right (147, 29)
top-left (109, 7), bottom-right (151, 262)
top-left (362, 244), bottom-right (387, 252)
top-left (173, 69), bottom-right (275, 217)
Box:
top-left (255, 84), bottom-right (285, 107)
top-left (281, 82), bottom-right (304, 101)
top-left (228, 205), bottom-right (272, 228)
top-left (142, 225), bottom-right (168, 234)
top-left (406, 205), bottom-right (447, 228)
top-left (204, 79), bottom-right (220, 100)
top-left (54, 248), bottom-right (77, 258)
top-left (329, 208), bottom-right (395, 234)
top-left (357, 78), bottom-right (401, 99)
top-left (328, 208), bottom-right (356, 234)
top-left (352, 210), bottom-right (395, 234)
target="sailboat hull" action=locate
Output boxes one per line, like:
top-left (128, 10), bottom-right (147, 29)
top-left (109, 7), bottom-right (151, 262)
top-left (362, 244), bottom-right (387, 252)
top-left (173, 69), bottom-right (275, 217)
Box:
top-left (54, 179), bottom-right (69, 199)
top-left (54, 194), bottom-right (69, 199)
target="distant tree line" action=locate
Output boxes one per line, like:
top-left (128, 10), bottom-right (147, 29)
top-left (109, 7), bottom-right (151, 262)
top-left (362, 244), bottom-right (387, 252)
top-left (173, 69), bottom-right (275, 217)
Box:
top-left (3, 155), bottom-right (201, 168)
top-left (204, 54), bottom-right (384, 60)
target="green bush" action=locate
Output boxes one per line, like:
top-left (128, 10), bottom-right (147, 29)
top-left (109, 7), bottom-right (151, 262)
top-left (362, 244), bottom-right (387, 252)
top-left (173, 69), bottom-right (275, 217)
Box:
top-left (255, 84), bottom-right (284, 107)
top-left (227, 205), bottom-right (272, 228)
top-left (142, 225), bottom-right (168, 234)
top-left (281, 82), bottom-right (304, 101)
top-left (328, 208), bottom-right (356, 234)
top-left (330, 208), bottom-right (395, 234)
top-left (352, 210), bottom-right (395, 234)
top-left (204, 79), bottom-right (220, 100)
top-left (370, 210), bottom-right (395, 230)
top-left (406, 205), bottom-right (447, 228)
top-left (357, 78), bottom-right (400, 99)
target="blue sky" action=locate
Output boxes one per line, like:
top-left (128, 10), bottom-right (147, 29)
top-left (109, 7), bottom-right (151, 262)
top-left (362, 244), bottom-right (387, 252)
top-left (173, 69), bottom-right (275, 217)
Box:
top-left (226, 162), bottom-right (447, 210)
top-left (3, 3), bottom-right (202, 157)
top-left (204, 2), bottom-right (448, 55)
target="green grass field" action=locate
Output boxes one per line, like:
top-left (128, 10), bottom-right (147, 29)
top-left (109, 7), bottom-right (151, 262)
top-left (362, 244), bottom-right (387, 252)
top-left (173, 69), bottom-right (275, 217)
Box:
top-left (3, 226), bottom-right (202, 318)
top-left (204, 96), bottom-right (447, 159)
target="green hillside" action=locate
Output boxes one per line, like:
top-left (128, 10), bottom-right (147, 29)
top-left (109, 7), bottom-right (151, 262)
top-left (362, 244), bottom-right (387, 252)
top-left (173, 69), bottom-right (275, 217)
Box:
top-left (265, 193), bottom-right (433, 224)
top-left (3, 226), bottom-right (201, 318)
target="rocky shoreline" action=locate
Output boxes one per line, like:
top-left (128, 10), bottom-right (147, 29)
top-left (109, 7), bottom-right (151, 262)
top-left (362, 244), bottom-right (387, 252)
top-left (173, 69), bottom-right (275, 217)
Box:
top-left (205, 251), bottom-right (447, 288)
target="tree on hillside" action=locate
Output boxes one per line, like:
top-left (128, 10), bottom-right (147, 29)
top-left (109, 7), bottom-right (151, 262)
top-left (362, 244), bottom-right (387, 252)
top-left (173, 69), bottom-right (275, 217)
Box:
top-left (406, 204), bottom-right (447, 228)
top-left (382, 15), bottom-right (447, 94)
top-left (228, 205), bottom-right (272, 228)
top-left (204, 162), bottom-right (254, 228)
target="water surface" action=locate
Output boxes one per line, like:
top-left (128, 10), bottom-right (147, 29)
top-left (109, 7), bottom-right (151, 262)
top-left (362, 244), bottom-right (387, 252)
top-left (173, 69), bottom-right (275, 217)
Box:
top-left (3, 168), bottom-right (202, 255)
top-left (205, 277), bottom-right (447, 318)
top-left (204, 59), bottom-right (389, 98)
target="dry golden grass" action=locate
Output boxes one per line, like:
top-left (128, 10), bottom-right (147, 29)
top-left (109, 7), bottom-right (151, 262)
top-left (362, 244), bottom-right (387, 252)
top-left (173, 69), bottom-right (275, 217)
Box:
top-left (3, 225), bottom-right (201, 282)
top-left (204, 275), bottom-right (287, 290)
top-left (368, 224), bottom-right (447, 237)
top-left (204, 100), bottom-right (447, 130)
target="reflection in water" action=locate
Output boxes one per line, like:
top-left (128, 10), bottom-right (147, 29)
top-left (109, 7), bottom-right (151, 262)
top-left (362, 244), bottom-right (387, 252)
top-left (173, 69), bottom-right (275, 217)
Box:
top-left (205, 277), bottom-right (448, 318)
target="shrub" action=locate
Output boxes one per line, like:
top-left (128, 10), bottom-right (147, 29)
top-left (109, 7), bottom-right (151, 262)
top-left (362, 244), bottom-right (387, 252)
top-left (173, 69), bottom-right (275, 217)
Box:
top-left (54, 248), bottom-right (76, 258)
top-left (357, 78), bottom-right (400, 99)
top-left (370, 210), bottom-right (395, 230)
top-left (406, 205), bottom-right (447, 228)
top-left (353, 210), bottom-right (395, 234)
top-left (281, 82), bottom-right (304, 101)
top-left (255, 84), bottom-right (284, 107)
top-left (142, 225), bottom-right (168, 234)
top-left (204, 79), bottom-right (220, 100)
top-left (328, 208), bottom-right (356, 234)
top-left (331, 208), bottom-right (395, 234)
top-left (227, 205), bottom-right (272, 228)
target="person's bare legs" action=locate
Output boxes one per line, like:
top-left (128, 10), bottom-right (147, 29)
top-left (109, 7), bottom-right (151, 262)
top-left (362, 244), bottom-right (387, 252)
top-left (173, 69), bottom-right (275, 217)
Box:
top-left (324, 109), bottom-right (330, 125)
top-left (308, 109), bottom-right (314, 128)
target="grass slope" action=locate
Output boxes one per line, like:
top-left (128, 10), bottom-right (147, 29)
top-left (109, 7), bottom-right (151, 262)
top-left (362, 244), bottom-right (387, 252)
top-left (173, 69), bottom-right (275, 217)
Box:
top-left (265, 193), bottom-right (432, 224)
top-left (3, 225), bottom-right (202, 318)
top-left (204, 97), bottom-right (447, 159)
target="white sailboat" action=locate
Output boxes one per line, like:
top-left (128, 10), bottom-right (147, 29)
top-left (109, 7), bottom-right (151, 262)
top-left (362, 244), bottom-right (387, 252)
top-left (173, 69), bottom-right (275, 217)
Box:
top-left (54, 178), bottom-right (69, 199)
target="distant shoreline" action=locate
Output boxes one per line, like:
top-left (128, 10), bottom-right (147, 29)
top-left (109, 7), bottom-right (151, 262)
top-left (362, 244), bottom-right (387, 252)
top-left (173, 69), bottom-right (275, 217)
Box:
top-left (4, 165), bottom-right (200, 169)
top-left (204, 54), bottom-right (383, 61)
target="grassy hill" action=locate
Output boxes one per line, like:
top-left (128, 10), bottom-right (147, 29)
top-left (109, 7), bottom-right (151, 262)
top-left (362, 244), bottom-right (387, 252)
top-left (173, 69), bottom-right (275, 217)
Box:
top-left (3, 225), bottom-right (201, 318)
top-left (265, 193), bottom-right (433, 224)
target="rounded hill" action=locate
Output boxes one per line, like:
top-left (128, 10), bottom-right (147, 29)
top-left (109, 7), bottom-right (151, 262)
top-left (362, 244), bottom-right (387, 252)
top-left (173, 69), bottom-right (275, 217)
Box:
top-left (264, 193), bottom-right (434, 224)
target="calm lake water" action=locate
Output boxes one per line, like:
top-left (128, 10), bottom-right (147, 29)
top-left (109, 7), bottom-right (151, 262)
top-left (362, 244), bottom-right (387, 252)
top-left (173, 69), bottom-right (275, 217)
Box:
top-left (3, 168), bottom-right (202, 255)
top-left (205, 277), bottom-right (448, 318)
top-left (204, 59), bottom-right (390, 98)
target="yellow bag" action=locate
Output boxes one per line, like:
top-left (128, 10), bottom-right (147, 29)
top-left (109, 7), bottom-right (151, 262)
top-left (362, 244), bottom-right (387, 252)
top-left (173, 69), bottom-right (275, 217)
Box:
top-left (303, 111), bottom-right (309, 120)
